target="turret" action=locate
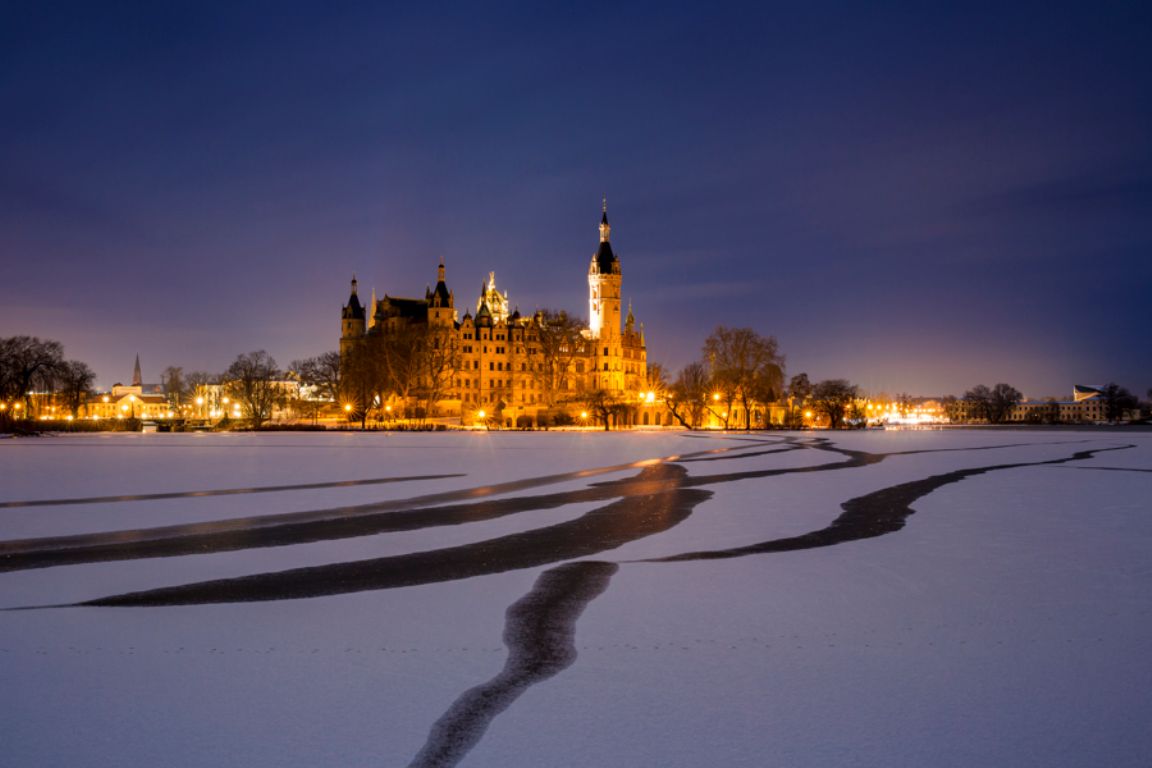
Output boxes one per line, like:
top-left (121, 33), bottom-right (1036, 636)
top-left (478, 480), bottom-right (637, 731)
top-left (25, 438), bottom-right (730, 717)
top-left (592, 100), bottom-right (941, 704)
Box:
top-left (588, 199), bottom-right (622, 341)
top-left (341, 276), bottom-right (366, 341)
top-left (588, 198), bottom-right (626, 391)
top-left (428, 258), bottom-right (457, 325)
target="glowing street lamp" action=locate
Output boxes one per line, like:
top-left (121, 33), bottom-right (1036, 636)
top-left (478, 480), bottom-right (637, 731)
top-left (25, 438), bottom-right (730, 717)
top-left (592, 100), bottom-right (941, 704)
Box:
top-left (712, 393), bottom-right (721, 402)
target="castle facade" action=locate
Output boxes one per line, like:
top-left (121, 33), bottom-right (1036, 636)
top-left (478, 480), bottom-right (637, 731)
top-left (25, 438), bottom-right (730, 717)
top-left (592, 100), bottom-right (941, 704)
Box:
top-left (339, 205), bottom-right (651, 427)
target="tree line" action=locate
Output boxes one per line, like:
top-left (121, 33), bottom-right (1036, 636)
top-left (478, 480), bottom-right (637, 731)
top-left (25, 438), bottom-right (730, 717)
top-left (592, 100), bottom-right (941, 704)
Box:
top-left (0, 336), bottom-right (96, 423)
top-left (941, 382), bottom-right (1142, 424)
top-left (7, 332), bottom-right (1149, 431)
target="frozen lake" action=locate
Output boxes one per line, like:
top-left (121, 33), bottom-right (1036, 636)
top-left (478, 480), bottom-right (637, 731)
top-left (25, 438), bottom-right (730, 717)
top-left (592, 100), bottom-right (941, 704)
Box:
top-left (2, 429), bottom-right (1151, 767)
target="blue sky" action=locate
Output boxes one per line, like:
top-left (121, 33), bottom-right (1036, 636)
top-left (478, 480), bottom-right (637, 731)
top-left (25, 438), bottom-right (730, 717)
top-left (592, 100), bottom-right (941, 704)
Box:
top-left (2, 1), bottom-right (1150, 396)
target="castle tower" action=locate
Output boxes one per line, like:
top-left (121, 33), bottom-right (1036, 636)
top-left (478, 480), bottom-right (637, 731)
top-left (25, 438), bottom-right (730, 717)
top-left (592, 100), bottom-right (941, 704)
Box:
top-left (588, 199), bottom-right (625, 390)
top-left (340, 276), bottom-right (366, 354)
top-left (428, 258), bottom-right (457, 326)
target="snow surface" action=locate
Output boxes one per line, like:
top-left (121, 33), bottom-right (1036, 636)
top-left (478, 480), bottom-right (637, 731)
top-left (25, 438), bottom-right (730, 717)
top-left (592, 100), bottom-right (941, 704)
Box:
top-left (2, 429), bottom-right (1150, 767)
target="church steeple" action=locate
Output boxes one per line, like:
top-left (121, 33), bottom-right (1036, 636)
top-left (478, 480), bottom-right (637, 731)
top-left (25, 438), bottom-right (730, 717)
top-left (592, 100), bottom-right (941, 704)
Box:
top-left (132, 354), bottom-right (142, 387)
top-left (599, 196), bottom-right (611, 243)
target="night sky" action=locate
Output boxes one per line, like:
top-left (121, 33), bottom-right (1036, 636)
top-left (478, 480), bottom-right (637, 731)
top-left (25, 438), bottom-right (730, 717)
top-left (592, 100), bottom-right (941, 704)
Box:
top-left (3, 1), bottom-right (1150, 397)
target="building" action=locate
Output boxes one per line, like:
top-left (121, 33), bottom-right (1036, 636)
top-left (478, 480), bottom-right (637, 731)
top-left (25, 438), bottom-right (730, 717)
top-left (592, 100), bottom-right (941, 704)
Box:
top-left (1008, 385), bottom-right (1135, 424)
top-left (339, 203), bottom-right (651, 427)
top-left (82, 356), bottom-right (175, 421)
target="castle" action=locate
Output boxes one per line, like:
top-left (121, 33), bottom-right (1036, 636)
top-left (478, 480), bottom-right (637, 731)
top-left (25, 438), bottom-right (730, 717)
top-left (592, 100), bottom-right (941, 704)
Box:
top-left (339, 203), bottom-right (652, 427)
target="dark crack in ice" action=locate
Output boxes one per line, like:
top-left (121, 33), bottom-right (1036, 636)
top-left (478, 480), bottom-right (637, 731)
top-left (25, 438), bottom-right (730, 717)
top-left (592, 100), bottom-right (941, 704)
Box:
top-left (66, 464), bottom-right (709, 606)
top-left (644, 444), bottom-right (1134, 563)
top-left (407, 561), bottom-right (617, 768)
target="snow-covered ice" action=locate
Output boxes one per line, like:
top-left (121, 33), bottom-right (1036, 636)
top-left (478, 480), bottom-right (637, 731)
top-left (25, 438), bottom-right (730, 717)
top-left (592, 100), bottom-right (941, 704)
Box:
top-left (1, 429), bottom-right (1150, 767)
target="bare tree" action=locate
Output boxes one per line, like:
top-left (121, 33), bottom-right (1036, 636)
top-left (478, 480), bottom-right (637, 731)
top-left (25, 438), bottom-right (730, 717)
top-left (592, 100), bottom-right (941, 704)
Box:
top-left (962, 384), bottom-right (992, 423)
top-left (986, 383), bottom-right (1021, 424)
top-left (382, 324), bottom-right (423, 407)
top-left (161, 366), bottom-right (186, 407)
top-left (223, 350), bottom-right (282, 429)
top-left (292, 352), bottom-right (342, 403)
top-left (531, 309), bottom-right (586, 407)
top-left (665, 362), bottom-right (710, 429)
top-left (340, 342), bottom-right (385, 427)
top-left (787, 372), bottom-right (812, 428)
top-left (940, 394), bottom-right (963, 423)
top-left (0, 336), bottom-right (64, 416)
top-left (580, 388), bottom-right (626, 431)
top-left (645, 362), bottom-right (669, 397)
top-left (414, 325), bottom-right (461, 420)
top-left (703, 326), bottom-right (785, 430)
top-left (1101, 382), bottom-right (1138, 422)
top-left (811, 379), bottom-right (858, 429)
top-left (185, 370), bottom-right (216, 389)
top-left (56, 360), bottom-right (96, 417)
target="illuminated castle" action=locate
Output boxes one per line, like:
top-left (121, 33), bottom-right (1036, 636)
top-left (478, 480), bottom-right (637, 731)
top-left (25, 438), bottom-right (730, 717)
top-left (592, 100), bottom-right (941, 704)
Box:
top-left (339, 203), bottom-right (649, 426)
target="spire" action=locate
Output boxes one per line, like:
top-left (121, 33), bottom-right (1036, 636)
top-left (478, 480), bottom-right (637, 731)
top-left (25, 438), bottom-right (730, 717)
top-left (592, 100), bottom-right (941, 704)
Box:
top-left (368, 287), bottom-right (377, 329)
top-left (431, 258), bottom-right (451, 308)
top-left (132, 354), bottom-right (142, 387)
top-left (593, 199), bottom-right (618, 273)
top-left (343, 275), bottom-right (365, 321)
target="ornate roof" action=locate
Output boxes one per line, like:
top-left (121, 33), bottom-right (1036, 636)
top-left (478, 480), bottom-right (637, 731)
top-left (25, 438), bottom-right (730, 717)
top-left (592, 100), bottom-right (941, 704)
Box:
top-left (342, 277), bottom-right (365, 321)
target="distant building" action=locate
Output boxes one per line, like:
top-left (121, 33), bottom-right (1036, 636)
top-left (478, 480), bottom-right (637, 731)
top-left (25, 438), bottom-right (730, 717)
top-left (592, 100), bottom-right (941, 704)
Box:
top-left (339, 203), bottom-right (654, 427)
top-left (1008, 385), bottom-right (1129, 424)
top-left (83, 356), bottom-right (173, 421)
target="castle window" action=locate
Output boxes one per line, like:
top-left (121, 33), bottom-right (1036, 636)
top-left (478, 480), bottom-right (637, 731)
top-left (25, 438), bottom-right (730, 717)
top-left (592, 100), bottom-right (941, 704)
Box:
top-left (603, 363), bottom-right (608, 371)
top-left (603, 347), bottom-right (609, 356)
top-left (489, 362), bottom-right (494, 371)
